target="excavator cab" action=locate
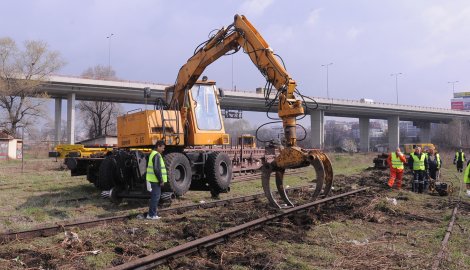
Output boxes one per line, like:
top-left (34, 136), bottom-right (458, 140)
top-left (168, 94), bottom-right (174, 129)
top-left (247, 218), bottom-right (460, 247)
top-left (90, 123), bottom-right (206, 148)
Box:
top-left (185, 81), bottom-right (229, 146)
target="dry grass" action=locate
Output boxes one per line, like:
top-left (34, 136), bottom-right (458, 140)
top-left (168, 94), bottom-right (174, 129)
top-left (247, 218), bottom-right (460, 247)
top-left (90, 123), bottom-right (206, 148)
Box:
top-left (0, 152), bottom-right (469, 269)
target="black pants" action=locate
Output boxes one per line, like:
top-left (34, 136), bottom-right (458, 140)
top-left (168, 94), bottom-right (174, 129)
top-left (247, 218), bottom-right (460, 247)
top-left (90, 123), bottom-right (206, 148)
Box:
top-left (429, 168), bottom-right (439, 180)
top-left (412, 170), bottom-right (427, 193)
top-left (457, 161), bottom-right (464, 172)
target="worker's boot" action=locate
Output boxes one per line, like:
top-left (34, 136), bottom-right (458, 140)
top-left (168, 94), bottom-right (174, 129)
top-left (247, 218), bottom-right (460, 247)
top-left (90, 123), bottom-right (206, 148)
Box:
top-left (418, 181), bottom-right (424, 193)
top-left (423, 180), bottom-right (429, 193)
top-left (413, 180), bottom-right (419, 193)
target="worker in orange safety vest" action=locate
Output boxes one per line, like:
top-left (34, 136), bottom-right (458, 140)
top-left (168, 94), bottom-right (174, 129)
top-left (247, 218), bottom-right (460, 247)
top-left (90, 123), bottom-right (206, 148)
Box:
top-left (387, 147), bottom-right (407, 189)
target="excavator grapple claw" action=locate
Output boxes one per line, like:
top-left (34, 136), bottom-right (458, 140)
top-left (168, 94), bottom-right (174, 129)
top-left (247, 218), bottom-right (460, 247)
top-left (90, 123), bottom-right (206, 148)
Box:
top-left (261, 149), bottom-right (333, 209)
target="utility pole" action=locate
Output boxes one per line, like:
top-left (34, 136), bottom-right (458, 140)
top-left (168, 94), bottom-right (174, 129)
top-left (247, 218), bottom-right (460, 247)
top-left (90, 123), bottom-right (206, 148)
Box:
top-left (448, 81), bottom-right (459, 96)
top-left (106, 33), bottom-right (114, 74)
top-left (390, 73), bottom-right (402, 104)
top-left (321, 63), bottom-right (333, 99)
top-left (231, 54), bottom-right (234, 90)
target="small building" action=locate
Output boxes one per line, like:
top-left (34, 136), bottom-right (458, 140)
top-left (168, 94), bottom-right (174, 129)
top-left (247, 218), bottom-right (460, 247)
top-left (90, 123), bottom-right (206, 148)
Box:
top-left (0, 131), bottom-right (23, 160)
top-left (78, 135), bottom-right (117, 146)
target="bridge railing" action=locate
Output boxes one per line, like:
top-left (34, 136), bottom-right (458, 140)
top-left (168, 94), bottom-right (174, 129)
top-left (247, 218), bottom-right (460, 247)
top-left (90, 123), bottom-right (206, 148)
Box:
top-left (222, 87), bottom-right (464, 114)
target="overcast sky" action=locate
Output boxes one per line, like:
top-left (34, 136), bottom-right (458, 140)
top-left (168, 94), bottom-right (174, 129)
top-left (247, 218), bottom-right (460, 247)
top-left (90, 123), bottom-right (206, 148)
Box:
top-left (2, 0), bottom-right (469, 121)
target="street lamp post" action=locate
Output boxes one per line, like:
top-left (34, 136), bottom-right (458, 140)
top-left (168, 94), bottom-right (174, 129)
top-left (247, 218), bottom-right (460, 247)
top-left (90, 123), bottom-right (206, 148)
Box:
top-left (321, 63), bottom-right (333, 99)
top-left (16, 126), bottom-right (24, 173)
top-left (106, 33), bottom-right (114, 73)
top-left (448, 81), bottom-right (459, 96)
top-left (391, 73), bottom-right (402, 104)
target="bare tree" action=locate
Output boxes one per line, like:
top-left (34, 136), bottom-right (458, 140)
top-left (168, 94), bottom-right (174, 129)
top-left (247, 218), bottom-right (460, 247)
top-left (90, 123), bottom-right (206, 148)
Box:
top-left (77, 65), bottom-right (122, 139)
top-left (433, 120), bottom-right (470, 149)
top-left (341, 138), bottom-right (358, 154)
top-left (0, 37), bottom-right (65, 136)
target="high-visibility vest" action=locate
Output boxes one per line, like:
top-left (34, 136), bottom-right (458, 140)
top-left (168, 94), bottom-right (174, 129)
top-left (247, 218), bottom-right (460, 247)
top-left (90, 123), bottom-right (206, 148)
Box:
top-left (391, 152), bottom-right (404, 169)
top-left (435, 153), bottom-right (441, 168)
top-left (146, 150), bottom-right (168, 183)
top-left (411, 153), bottom-right (426, 171)
top-left (464, 164), bottom-right (470, 184)
top-left (455, 152), bottom-right (466, 162)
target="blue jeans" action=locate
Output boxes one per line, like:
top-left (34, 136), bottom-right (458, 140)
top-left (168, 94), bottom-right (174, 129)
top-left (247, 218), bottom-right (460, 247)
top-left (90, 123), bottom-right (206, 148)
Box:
top-left (148, 182), bottom-right (161, 217)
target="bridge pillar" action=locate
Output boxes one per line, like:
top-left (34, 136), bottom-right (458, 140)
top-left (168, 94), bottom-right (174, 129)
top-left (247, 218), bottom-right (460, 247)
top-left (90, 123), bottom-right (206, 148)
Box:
top-left (310, 110), bottom-right (324, 149)
top-left (67, 93), bottom-right (75, 144)
top-left (414, 121), bottom-right (431, 142)
top-left (388, 116), bottom-right (400, 151)
top-left (54, 98), bottom-right (62, 145)
top-left (359, 117), bottom-right (370, 152)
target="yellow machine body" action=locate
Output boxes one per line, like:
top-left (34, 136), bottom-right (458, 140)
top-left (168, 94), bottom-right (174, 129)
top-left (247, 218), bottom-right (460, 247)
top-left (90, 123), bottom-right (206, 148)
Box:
top-left (117, 110), bottom-right (183, 148)
top-left (238, 134), bottom-right (256, 148)
top-left (52, 144), bottom-right (114, 158)
top-left (404, 143), bottom-right (436, 154)
top-left (117, 82), bottom-right (229, 148)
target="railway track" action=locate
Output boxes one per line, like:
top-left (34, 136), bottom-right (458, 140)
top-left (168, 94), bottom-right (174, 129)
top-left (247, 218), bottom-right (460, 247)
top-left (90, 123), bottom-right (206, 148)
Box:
top-left (0, 183), bottom-right (315, 244)
top-left (431, 181), bottom-right (463, 270)
top-left (108, 188), bottom-right (368, 270)
top-left (0, 168), bottom-right (310, 244)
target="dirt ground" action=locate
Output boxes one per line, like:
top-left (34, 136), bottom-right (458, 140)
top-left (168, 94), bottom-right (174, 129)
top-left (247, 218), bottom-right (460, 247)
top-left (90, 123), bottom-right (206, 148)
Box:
top-left (1, 153), bottom-right (469, 269)
top-left (1, 167), bottom-right (469, 269)
top-left (166, 169), bottom-right (470, 270)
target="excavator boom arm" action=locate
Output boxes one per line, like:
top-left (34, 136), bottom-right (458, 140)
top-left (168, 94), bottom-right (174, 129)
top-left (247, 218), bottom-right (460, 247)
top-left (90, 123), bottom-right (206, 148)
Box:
top-left (168, 14), bottom-right (304, 146)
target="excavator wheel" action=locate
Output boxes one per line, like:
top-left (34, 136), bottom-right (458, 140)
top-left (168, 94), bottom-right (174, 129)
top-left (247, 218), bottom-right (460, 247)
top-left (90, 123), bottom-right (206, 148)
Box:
top-left (164, 152), bottom-right (192, 196)
top-left (205, 152), bottom-right (233, 194)
top-left (96, 156), bottom-right (118, 190)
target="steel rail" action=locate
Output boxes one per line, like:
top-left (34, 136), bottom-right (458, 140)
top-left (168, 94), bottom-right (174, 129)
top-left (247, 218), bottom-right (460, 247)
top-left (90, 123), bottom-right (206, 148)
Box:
top-left (431, 204), bottom-right (459, 270)
top-left (431, 178), bottom-right (462, 270)
top-left (0, 183), bottom-right (312, 244)
top-left (109, 188), bottom-right (368, 270)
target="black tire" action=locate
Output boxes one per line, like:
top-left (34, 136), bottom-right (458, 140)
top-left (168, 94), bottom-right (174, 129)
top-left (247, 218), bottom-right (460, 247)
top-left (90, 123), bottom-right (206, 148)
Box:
top-left (86, 165), bottom-right (98, 184)
top-left (96, 156), bottom-right (118, 190)
top-left (205, 152), bottom-right (232, 192)
top-left (164, 152), bottom-right (192, 196)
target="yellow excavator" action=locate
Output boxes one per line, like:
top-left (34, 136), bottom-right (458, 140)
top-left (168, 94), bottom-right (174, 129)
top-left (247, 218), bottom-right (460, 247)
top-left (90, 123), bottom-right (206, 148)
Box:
top-left (62, 15), bottom-right (333, 208)
top-left (160, 14), bottom-right (333, 207)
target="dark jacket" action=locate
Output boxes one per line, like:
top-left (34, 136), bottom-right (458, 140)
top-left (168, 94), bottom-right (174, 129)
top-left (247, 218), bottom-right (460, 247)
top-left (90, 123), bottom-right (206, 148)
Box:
top-left (454, 152), bottom-right (465, 163)
top-left (152, 153), bottom-right (163, 183)
top-left (428, 154), bottom-right (442, 171)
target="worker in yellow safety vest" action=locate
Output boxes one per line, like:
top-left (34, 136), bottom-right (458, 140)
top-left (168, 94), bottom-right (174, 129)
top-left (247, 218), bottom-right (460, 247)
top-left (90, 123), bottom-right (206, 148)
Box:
top-left (146, 140), bottom-right (167, 220)
top-left (464, 162), bottom-right (470, 197)
top-left (453, 149), bottom-right (466, 173)
top-left (427, 148), bottom-right (442, 181)
top-left (408, 147), bottom-right (429, 193)
top-left (386, 147), bottom-right (407, 189)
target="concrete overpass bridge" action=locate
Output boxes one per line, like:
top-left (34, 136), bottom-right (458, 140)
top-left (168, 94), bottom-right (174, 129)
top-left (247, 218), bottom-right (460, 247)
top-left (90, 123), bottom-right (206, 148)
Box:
top-left (41, 75), bottom-right (470, 151)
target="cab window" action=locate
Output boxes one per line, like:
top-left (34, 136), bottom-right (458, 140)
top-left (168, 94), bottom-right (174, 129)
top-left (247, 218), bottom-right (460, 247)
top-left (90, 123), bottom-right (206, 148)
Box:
top-left (191, 85), bottom-right (222, 130)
